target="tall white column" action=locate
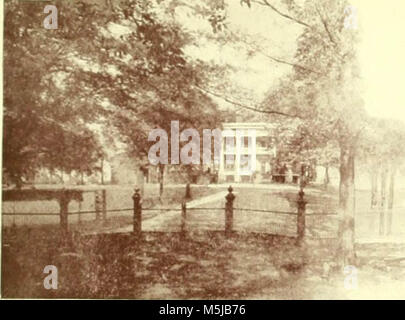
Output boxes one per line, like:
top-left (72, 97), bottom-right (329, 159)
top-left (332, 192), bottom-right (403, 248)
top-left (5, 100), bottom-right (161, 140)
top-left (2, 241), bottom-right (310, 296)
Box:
top-left (218, 133), bottom-right (225, 181)
top-left (250, 130), bottom-right (257, 175)
top-left (235, 130), bottom-right (242, 182)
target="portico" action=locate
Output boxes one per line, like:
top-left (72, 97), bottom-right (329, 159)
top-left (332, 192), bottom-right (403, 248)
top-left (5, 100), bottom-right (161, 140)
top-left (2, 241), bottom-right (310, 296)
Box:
top-left (218, 123), bottom-right (276, 183)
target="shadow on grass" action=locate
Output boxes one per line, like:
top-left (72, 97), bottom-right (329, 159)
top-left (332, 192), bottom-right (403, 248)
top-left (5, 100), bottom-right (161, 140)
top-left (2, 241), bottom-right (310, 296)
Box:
top-left (3, 224), bottom-right (317, 299)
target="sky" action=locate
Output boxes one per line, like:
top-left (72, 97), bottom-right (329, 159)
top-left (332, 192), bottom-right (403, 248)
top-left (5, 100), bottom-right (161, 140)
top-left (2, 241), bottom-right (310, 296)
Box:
top-left (109, 0), bottom-right (405, 122)
top-left (176, 0), bottom-right (300, 108)
top-left (354, 0), bottom-right (405, 122)
top-left (179, 0), bottom-right (405, 122)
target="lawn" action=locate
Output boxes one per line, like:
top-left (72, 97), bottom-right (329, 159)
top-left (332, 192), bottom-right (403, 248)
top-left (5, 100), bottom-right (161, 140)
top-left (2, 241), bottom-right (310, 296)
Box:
top-left (0, 225), bottom-right (327, 299)
top-left (3, 225), bottom-right (405, 299)
top-left (2, 184), bottom-right (220, 228)
top-left (2, 184), bottom-right (405, 299)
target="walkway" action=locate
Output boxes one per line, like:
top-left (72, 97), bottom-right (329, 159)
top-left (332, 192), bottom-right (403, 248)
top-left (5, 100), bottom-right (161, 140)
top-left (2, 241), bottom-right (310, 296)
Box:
top-left (102, 190), bottom-right (232, 234)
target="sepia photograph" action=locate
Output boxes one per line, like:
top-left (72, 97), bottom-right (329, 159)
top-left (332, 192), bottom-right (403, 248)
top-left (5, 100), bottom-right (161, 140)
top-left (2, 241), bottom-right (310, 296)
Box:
top-left (1, 0), bottom-right (405, 303)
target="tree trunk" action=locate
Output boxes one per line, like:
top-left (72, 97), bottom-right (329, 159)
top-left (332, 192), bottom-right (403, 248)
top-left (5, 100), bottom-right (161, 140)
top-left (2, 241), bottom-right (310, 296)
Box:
top-left (136, 166), bottom-right (145, 198)
top-left (100, 158), bottom-right (104, 185)
top-left (386, 165), bottom-right (396, 235)
top-left (323, 165), bottom-right (330, 189)
top-left (14, 175), bottom-right (23, 189)
top-left (338, 143), bottom-right (356, 266)
top-left (158, 164), bottom-right (165, 198)
top-left (379, 165), bottom-right (388, 236)
top-left (370, 163), bottom-right (378, 209)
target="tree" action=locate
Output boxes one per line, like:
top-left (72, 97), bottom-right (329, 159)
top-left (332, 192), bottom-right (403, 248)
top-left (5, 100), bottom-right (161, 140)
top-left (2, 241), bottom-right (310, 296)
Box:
top-left (3, 1), bottom-right (103, 186)
top-left (358, 118), bottom-right (405, 235)
top-left (135, 0), bottom-right (365, 262)
top-left (4, 0), bottom-right (222, 192)
top-left (252, 0), bottom-right (365, 264)
top-left (195, 0), bottom-right (365, 264)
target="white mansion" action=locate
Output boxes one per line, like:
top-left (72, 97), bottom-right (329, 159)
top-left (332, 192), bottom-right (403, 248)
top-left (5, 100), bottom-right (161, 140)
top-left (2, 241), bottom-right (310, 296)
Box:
top-left (218, 122), bottom-right (278, 183)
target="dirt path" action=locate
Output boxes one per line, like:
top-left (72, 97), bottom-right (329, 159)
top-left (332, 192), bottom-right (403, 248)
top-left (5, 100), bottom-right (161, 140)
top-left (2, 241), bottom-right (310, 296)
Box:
top-left (99, 190), bottom-right (232, 234)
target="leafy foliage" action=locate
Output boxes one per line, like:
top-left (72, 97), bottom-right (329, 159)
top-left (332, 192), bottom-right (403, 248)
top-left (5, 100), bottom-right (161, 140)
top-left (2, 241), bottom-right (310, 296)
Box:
top-left (3, 0), bottom-right (222, 185)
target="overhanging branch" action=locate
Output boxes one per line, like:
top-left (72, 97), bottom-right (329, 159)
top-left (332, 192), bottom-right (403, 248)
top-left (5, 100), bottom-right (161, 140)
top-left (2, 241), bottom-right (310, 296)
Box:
top-left (195, 85), bottom-right (303, 119)
top-left (251, 0), bottom-right (339, 49)
top-left (315, 5), bottom-right (337, 46)
top-left (239, 37), bottom-right (322, 75)
top-left (252, 0), bottom-right (310, 28)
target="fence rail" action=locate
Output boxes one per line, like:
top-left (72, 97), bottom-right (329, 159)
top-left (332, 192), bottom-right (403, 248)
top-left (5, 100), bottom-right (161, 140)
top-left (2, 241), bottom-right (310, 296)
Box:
top-left (4, 185), bottom-right (325, 245)
top-left (2, 208), bottom-right (337, 216)
top-left (234, 208), bottom-right (300, 215)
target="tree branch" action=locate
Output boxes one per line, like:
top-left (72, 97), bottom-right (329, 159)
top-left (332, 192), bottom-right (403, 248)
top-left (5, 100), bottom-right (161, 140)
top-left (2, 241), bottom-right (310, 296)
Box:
top-left (195, 85), bottom-right (303, 119)
top-left (252, 1), bottom-right (339, 49)
top-left (252, 0), bottom-right (310, 28)
top-left (239, 36), bottom-right (323, 75)
top-left (315, 5), bottom-right (337, 46)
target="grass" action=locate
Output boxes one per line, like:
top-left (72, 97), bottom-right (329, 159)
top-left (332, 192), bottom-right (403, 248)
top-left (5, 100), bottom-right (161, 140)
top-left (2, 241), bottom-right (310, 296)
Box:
top-left (4, 225), bottom-right (404, 299)
top-left (2, 184), bottom-right (221, 228)
top-left (2, 225), bottom-right (316, 299)
top-left (2, 184), bottom-right (405, 299)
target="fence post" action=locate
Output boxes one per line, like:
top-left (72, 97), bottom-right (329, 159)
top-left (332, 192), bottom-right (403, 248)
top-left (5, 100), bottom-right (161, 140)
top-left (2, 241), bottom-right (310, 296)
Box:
top-left (133, 188), bottom-right (142, 236)
top-left (102, 189), bottom-right (107, 221)
top-left (78, 200), bottom-right (82, 225)
top-left (95, 192), bottom-right (102, 221)
top-left (297, 190), bottom-right (307, 245)
top-left (181, 201), bottom-right (187, 234)
top-left (185, 183), bottom-right (192, 200)
top-left (225, 186), bottom-right (235, 237)
top-left (59, 191), bottom-right (69, 242)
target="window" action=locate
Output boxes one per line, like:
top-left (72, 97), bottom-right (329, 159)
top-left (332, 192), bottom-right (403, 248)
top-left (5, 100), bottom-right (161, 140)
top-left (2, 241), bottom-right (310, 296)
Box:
top-left (240, 154), bottom-right (253, 173)
top-left (226, 175), bottom-right (235, 183)
top-left (224, 136), bottom-right (235, 152)
top-left (241, 136), bottom-right (252, 148)
top-left (257, 137), bottom-right (268, 148)
top-left (224, 155), bottom-right (235, 170)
